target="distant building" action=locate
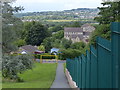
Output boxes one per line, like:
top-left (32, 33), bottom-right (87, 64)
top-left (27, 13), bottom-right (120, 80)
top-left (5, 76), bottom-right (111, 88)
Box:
top-left (81, 24), bottom-right (95, 42)
top-left (64, 24), bottom-right (95, 43)
top-left (64, 27), bottom-right (83, 43)
top-left (19, 45), bottom-right (44, 54)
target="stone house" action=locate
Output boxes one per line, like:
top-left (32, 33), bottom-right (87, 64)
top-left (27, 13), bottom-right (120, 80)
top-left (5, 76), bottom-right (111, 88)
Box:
top-left (64, 24), bottom-right (95, 43)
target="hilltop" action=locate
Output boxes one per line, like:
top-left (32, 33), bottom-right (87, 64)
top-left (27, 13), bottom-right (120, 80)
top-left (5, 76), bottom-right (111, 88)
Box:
top-left (14, 8), bottom-right (99, 23)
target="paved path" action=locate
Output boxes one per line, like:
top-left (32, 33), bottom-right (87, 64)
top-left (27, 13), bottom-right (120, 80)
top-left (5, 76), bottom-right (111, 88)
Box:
top-left (51, 62), bottom-right (70, 88)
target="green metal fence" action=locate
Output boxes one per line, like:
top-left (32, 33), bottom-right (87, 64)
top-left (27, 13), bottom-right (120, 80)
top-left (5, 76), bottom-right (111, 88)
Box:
top-left (66, 22), bottom-right (120, 89)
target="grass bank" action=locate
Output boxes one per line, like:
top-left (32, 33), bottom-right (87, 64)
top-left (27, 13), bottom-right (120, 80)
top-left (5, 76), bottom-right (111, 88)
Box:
top-left (2, 63), bottom-right (57, 88)
top-left (64, 63), bottom-right (66, 73)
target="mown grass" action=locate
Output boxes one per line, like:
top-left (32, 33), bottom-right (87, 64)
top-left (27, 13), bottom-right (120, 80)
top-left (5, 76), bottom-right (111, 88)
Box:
top-left (2, 63), bottom-right (57, 88)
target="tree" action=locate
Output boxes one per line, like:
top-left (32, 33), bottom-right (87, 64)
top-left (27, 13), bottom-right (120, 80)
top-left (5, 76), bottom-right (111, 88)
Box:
top-left (21, 21), bottom-right (36, 40)
top-left (90, 1), bottom-right (120, 46)
top-left (61, 38), bottom-right (72, 49)
top-left (52, 30), bottom-right (64, 39)
top-left (42, 37), bottom-right (53, 52)
top-left (25, 22), bottom-right (49, 46)
top-left (2, 2), bottom-right (34, 82)
top-left (95, 2), bottom-right (120, 24)
top-left (2, 2), bottom-right (24, 53)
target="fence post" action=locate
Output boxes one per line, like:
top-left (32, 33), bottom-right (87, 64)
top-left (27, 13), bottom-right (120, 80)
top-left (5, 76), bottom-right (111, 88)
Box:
top-left (111, 22), bottom-right (120, 88)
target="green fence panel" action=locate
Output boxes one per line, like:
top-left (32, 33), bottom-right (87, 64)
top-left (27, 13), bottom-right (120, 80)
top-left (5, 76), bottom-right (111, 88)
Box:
top-left (75, 58), bottom-right (78, 84)
top-left (86, 50), bottom-right (91, 88)
top-left (78, 56), bottom-right (81, 88)
top-left (111, 22), bottom-right (120, 88)
top-left (72, 59), bottom-right (75, 81)
top-left (74, 59), bottom-right (76, 82)
top-left (97, 37), bottom-right (112, 88)
top-left (66, 22), bottom-right (120, 89)
top-left (78, 56), bottom-right (82, 88)
top-left (76, 58), bottom-right (79, 86)
top-left (71, 60), bottom-right (73, 80)
top-left (90, 45), bottom-right (98, 88)
top-left (81, 54), bottom-right (86, 88)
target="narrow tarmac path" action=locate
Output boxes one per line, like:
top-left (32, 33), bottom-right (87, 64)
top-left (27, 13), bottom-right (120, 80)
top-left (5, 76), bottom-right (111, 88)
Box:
top-left (51, 62), bottom-right (70, 88)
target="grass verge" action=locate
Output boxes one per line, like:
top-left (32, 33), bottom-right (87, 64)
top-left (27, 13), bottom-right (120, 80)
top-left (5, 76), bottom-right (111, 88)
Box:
top-left (63, 63), bottom-right (66, 73)
top-left (2, 63), bottom-right (57, 88)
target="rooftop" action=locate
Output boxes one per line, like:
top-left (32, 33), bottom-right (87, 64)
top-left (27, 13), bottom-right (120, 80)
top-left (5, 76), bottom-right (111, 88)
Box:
top-left (64, 27), bottom-right (83, 32)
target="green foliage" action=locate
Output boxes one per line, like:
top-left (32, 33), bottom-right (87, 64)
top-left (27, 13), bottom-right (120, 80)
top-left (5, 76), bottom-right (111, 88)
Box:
top-left (61, 38), bottom-right (72, 49)
top-left (70, 42), bottom-right (86, 50)
top-left (38, 45), bottom-right (45, 51)
top-left (95, 2), bottom-right (120, 24)
top-left (67, 21), bottom-right (82, 27)
top-left (2, 54), bottom-right (33, 81)
top-left (2, 2), bottom-right (24, 53)
top-left (48, 25), bottom-right (63, 32)
top-left (42, 37), bottom-right (53, 52)
top-left (14, 39), bottom-right (26, 47)
top-left (21, 21), bottom-right (36, 40)
top-left (89, 24), bottom-right (110, 47)
top-left (52, 39), bottom-right (61, 48)
top-left (59, 49), bottom-right (82, 59)
top-left (25, 22), bottom-right (49, 46)
top-left (42, 30), bottom-right (64, 52)
top-left (90, 2), bottom-right (120, 46)
top-left (52, 30), bottom-right (64, 39)
top-left (58, 41), bottom-right (89, 60)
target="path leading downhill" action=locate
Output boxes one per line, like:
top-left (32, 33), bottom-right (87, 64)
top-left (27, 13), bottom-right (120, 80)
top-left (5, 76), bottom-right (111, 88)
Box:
top-left (51, 62), bottom-right (70, 88)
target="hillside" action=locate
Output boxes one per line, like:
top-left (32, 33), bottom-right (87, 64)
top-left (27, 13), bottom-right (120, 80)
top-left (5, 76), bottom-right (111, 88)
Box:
top-left (14, 8), bottom-right (99, 23)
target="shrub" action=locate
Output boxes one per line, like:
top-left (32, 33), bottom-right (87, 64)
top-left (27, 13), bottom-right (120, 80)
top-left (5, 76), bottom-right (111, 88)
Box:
top-left (34, 53), bottom-right (56, 59)
top-left (2, 54), bottom-right (33, 81)
top-left (59, 49), bottom-right (82, 60)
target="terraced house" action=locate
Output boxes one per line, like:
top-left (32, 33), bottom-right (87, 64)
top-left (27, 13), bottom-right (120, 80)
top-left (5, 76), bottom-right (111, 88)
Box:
top-left (64, 24), bottom-right (95, 43)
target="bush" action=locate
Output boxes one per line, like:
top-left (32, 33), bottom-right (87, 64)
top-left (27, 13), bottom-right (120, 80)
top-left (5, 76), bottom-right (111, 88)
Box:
top-left (2, 54), bottom-right (33, 81)
top-left (59, 49), bottom-right (82, 60)
top-left (34, 53), bottom-right (56, 59)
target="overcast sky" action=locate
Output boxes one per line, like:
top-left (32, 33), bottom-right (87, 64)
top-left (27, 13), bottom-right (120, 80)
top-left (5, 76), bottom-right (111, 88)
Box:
top-left (12, 0), bottom-right (103, 12)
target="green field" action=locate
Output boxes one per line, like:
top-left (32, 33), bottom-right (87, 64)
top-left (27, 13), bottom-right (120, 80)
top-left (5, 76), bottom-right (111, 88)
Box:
top-left (2, 63), bottom-right (57, 88)
top-left (45, 19), bottom-right (93, 22)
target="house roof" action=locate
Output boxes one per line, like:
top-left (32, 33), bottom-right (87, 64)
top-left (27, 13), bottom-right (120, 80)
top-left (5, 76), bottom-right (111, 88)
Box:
top-left (20, 45), bottom-right (38, 53)
top-left (64, 27), bottom-right (83, 32)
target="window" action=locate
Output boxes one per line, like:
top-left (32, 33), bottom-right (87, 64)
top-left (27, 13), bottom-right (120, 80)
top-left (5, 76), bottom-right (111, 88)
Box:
top-left (83, 32), bottom-right (85, 35)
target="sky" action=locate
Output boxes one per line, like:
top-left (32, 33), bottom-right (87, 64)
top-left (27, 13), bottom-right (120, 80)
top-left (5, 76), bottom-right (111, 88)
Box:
top-left (12, 0), bottom-right (103, 12)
